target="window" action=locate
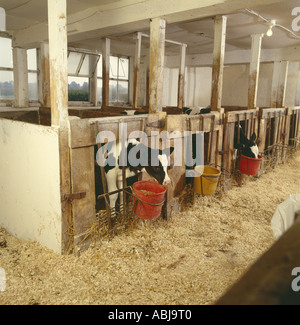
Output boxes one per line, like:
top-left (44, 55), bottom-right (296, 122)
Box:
top-left (27, 49), bottom-right (38, 101)
top-left (0, 37), bottom-right (14, 100)
top-left (109, 55), bottom-right (129, 104)
top-left (67, 49), bottom-right (100, 102)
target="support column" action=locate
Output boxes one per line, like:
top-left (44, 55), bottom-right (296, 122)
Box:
top-left (271, 61), bottom-right (289, 108)
top-left (177, 44), bottom-right (187, 109)
top-left (102, 38), bottom-right (110, 108)
top-left (277, 61), bottom-right (289, 108)
top-left (248, 34), bottom-right (263, 109)
top-left (149, 18), bottom-right (166, 114)
top-left (211, 15), bottom-right (227, 111)
top-left (48, 0), bottom-right (71, 254)
top-left (13, 47), bottom-right (29, 108)
top-left (133, 32), bottom-right (142, 109)
top-left (37, 42), bottom-right (51, 107)
top-left (285, 62), bottom-right (300, 107)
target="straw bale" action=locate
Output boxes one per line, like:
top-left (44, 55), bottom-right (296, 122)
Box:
top-left (0, 151), bottom-right (299, 305)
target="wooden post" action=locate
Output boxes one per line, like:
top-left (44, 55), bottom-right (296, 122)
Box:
top-left (211, 15), bottom-right (227, 111)
top-left (37, 42), bottom-right (51, 107)
top-left (149, 18), bottom-right (166, 114)
top-left (285, 62), bottom-right (300, 107)
top-left (12, 47), bottom-right (29, 108)
top-left (277, 61), bottom-right (289, 108)
top-left (102, 38), bottom-right (110, 108)
top-left (177, 44), bottom-right (186, 109)
top-left (48, 0), bottom-right (72, 254)
top-left (271, 61), bottom-right (289, 108)
top-left (133, 32), bottom-right (142, 109)
top-left (89, 54), bottom-right (98, 106)
top-left (248, 34), bottom-right (263, 109)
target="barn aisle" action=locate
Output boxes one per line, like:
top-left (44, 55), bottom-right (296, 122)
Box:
top-left (0, 151), bottom-right (299, 305)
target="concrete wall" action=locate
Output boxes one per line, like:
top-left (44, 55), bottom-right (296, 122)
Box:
top-left (0, 119), bottom-right (62, 253)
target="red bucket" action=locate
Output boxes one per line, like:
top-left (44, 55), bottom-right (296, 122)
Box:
top-left (132, 181), bottom-right (167, 220)
top-left (239, 154), bottom-right (262, 176)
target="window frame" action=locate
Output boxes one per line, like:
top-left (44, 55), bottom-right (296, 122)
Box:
top-left (67, 47), bottom-right (101, 105)
top-left (0, 35), bottom-right (14, 103)
top-left (109, 54), bottom-right (130, 105)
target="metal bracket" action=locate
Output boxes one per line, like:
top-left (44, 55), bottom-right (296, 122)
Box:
top-left (64, 192), bottom-right (86, 202)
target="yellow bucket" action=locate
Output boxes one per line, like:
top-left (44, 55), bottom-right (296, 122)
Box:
top-left (193, 165), bottom-right (221, 196)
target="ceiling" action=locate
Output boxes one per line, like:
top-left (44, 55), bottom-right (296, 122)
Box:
top-left (1, 0), bottom-right (300, 56)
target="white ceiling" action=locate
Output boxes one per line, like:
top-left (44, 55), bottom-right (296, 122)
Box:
top-left (1, 0), bottom-right (300, 56)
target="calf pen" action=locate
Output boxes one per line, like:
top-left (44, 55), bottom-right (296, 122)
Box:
top-left (0, 105), bottom-right (299, 255)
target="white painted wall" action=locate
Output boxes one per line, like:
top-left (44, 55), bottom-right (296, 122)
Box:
top-left (0, 119), bottom-right (62, 253)
top-left (221, 63), bottom-right (273, 108)
top-left (161, 66), bottom-right (212, 108)
top-left (296, 71), bottom-right (300, 106)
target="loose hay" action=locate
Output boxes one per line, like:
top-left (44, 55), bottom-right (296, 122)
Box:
top-left (0, 151), bottom-right (299, 305)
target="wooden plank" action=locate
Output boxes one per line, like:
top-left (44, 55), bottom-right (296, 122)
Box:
top-left (248, 34), bottom-right (263, 109)
top-left (223, 115), bottom-right (235, 184)
top-left (133, 32), bottom-right (142, 109)
top-left (282, 110), bottom-right (291, 162)
top-left (177, 44), bottom-right (186, 109)
top-left (37, 42), bottom-right (51, 107)
top-left (149, 18), bottom-right (166, 114)
top-left (226, 109), bottom-right (258, 123)
top-left (70, 146), bottom-right (96, 256)
top-left (260, 108), bottom-right (286, 119)
top-left (47, 0), bottom-right (72, 254)
top-left (102, 38), bottom-right (110, 108)
top-left (211, 15), bottom-right (227, 111)
top-left (277, 61), bottom-right (289, 108)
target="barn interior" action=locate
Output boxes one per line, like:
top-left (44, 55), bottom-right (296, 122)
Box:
top-left (0, 0), bottom-right (300, 305)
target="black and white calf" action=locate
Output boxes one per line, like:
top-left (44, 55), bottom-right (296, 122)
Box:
top-left (183, 106), bottom-right (211, 115)
top-left (234, 123), bottom-right (259, 158)
top-left (120, 110), bottom-right (147, 115)
top-left (96, 139), bottom-right (174, 209)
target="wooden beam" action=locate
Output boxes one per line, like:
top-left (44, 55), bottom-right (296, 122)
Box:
top-left (102, 38), bottom-right (110, 108)
top-left (133, 32), bottom-right (142, 109)
top-left (12, 48), bottom-right (29, 108)
top-left (178, 44), bottom-right (187, 109)
top-left (47, 0), bottom-right (71, 254)
top-left (271, 61), bottom-right (289, 108)
top-left (37, 42), bottom-right (51, 107)
top-left (285, 62), bottom-right (300, 107)
top-left (211, 15), bottom-right (227, 111)
top-left (277, 61), bottom-right (289, 108)
top-left (13, 0), bottom-right (285, 48)
top-left (149, 18), bottom-right (166, 114)
top-left (248, 34), bottom-right (263, 109)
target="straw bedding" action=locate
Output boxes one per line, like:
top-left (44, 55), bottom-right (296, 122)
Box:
top-left (0, 151), bottom-right (299, 305)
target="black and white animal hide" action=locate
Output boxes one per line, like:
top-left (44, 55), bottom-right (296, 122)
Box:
top-left (183, 106), bottom-right (211, 115)
top-left (234, 123), bottom-right (259, 159)
top-left (96, 139), bottom-right (174, 209)
top-left (120, 110), bottom-right (147, 115)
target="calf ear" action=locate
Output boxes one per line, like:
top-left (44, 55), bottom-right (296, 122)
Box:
top-left (250, 132), bottom-right (257, 142)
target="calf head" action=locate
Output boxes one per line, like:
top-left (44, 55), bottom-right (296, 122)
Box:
top-left (242, 132), bottom-right (259, 158)
top-left (145, 147), bottom-right (174, 186)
